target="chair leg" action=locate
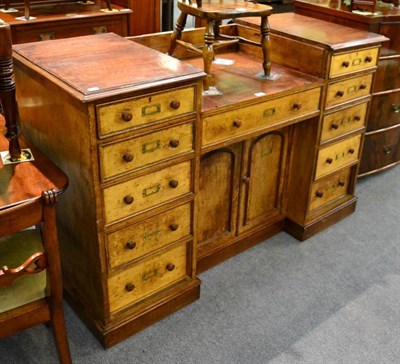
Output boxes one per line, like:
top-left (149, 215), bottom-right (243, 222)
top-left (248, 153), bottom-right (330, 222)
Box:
top-left (203, 20), bottom-right (215, 91)
top-left (260, 15), bottom-right (271, 76)
top-left (168, 12), bottom-right (188, 56)
top-left (51, 307), bottom-right (72, 364)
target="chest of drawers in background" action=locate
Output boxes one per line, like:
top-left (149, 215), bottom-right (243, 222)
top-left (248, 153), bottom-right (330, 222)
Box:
top-left (294, 0), bottom-right (400, 176)
top-left (12, 33), bottom-right (204, 348)
top-left (237, 13), bottom-right (386, 239)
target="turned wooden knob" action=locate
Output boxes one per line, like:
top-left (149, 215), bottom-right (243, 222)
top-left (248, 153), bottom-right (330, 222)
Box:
top-left (338, 180), bottom-right (345, 187)
top-left (348, 148), bottom-right (355, 154)
top-left (121, 111), bottom-right (133, 122)
top-left (123, 152), bottom-right (134, 162)
top-left (354, 115), bottom-right (361, 121)
top-left (315, 190), bottom-right (324, 198)
top-left (365, 56), bottom-right (373, 63)
top-left (126, 241), bottom-right (136, 250)
top-left (232, 119), bottom-right (242, 128)
top-left (169, 139), bottom-right (180, 148)
top-left (169, 223), bottom-right (179, 231)
top-left (166, 263), bottom-right (175, 271)
top-left (123, 195), bottom-right (134, 204)
top-left (331, 122), bottom-right (339, 130)
top-left (326, 157), bottom-right (333, 164)
top-left (170, 100), bottom-right (181, 110)
top-left (292, 103), bottom-right (302, 110)
top-left (359, 84), bottom-right (367, 90)
top-left (342, 61), bottom-right (350, 68)
top-left (336, 90), bottom-right (344, 97)
top-left (169, 179), bottom-right (179, 188)
top-left (125, 283), bottom-right (135, 292)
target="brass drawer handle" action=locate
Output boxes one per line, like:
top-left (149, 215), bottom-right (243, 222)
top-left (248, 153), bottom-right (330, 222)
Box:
top-left (123, 152), bottom-right (134, 162)
top-left (342, 61), bottom-right (350, 68)
top-left (292, 102), bottom-right (302, 111)
top-left (121, 111), bottom-right (133, 122)
top-left (126, 241), bottom-right (136, 250)
top-left (123, 195), bottom-right (134, 205)
top-left (359, 84), bottom-right (367, 90)
top-left (383, 145), bottom-right (393, 154)
top-left (169, 179), bottom-right (179, 188)
top-left (365, 56), bottom-right (373, 63)
top-left (242, 176), bottom-right (250, 183)
top-left (331, 122), bottom-right (339, 130)
top-left (326, 157), bottom-right (333, 164)
top-left (93, 26), bottom-right (107, 34)
top-left (166, 263), bottom-right (175, 271)
top-left (336, 90), bottom-right (344, 98)
top-left (169, 223), bottom-right (179, 231)
top-left (169, 139), bottom-right (180, 148)
top-left (338, 180), bottom-right (346, 187)
top-left (232, 119), bottom-right (242, 128)
top-left (125, 282), bottom-right (135, 292)
top-left (392, 104), bottom-right (400, 114)
top-left (170, 100), bottom-right (181, 110)
top-left (315, 190), bottom-right (324, 198)
top-left (39, 32), bottom-right (55, 41)
top-left (348, 148), bottom-right (355, 154)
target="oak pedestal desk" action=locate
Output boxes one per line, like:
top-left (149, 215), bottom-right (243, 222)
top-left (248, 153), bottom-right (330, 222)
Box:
top-left (12, 20), bottom-right (384, 346)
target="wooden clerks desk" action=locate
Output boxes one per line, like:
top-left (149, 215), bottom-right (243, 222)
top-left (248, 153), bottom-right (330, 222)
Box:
top-left (12, 15), bottom-right (386, 347)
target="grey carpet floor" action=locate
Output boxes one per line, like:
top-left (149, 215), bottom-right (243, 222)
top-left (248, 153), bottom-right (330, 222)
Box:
top-left (1, 166), bottom-right (399, 364)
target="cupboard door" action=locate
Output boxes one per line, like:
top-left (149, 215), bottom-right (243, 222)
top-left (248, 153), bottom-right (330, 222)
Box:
top-left (197, 144), bottom-right (242, 259)
top-left (238, 130), bottom-right (288, 233)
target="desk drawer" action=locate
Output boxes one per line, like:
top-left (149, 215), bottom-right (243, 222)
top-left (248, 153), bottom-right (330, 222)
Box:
top-left (329, 48), bottom-right (379, 78)
top-left (96, 86), bottom-right (195, 137)
top-left (103, 161), bottom-right (192, 224)
top-left (367, 91), bottom-right (400, 132)
top-left (315, 134), bottom-right (361, 179)
top-left (107, 203), bottom-right (191, 269)
top-left (202, 87), bottom-right (320, 146)
top-left (108, 242), bottom-right (189, 312)
top-left (309, 169), bottom-right (351, 211)
top-left (321, 103), bottom-right (367, 143)
top-left (99, 123), bottom-right (194, 180)
top-left (373, 56), bottom-right (400, 93)
top-left (325, 74), bottom-right (372, 108)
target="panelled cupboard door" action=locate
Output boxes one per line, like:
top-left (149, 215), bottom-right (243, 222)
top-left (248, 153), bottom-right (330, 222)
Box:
top-left (238, 130), bottom-right (289, 233)
top-left (197, 144), bottom-right (242, 259)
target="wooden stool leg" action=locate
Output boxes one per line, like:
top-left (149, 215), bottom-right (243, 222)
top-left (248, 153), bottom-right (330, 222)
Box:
top-left (168, 12), bottom-right (188, 56)
top-left (203, 20), bottom-right (215, 91)
top-left (260, 15), bottom-right (271, 76)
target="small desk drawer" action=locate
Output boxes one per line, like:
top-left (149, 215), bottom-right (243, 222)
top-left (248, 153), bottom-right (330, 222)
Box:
top-left (329, 48), bottom-right (379, 78)
top-left (321, 102), bottom-right (367, 143)
top-left (309, 168), bottom-right (351, 211)
top-left (97, 86), bottom-right (195, 137)
top-left (99, 123), bottom-right (194, 180)
top-left (103, 161), bottom-right (192, 224)
top-left (202, 87), bottom-right (320, 146)
top-left (325, 74), bottom-right (372, 108)
top-left (315, 134), bottom-right (361, 179)
top-left (107, 203), bottom-right (191, 270)
top-left (367, 91), bottom-right (400, 132)
top-left (108, 242), bottom-right (189, 313)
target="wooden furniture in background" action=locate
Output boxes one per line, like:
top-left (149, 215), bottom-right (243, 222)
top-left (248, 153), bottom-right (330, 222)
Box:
top-left (0, 1), bottom-right (131, 43)
top-left (294, 0), bottom-right (400, 176)
top-left (0, 21), bottom-right (70, 363)
top-left (168, 0), bottom-right (273, 90)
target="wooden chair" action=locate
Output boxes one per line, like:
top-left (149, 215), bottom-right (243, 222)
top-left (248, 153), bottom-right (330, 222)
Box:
top-left (167, 0), bottom-right (273, 91)
top-left (0, 21), bottom-right (71, 364)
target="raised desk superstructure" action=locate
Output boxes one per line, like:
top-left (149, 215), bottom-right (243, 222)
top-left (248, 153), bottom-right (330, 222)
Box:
top-left (12, 14), bottom-right (386, 347)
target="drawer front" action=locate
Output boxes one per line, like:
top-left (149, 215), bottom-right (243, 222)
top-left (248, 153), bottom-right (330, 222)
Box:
top-left (97, 86), bottom-right (195, 137)
top-left (202, 87), bottom-right (320, 146)
top-left (321, 103), bottom-right (367, 143)
top-left (330, 48), bottom-right (379, 78)
top-left (367, 91), bottom-right (400, 132)
top-left (359, 125), bottom-right (400, 175)
top-left (325, 74), bottom-right (372, 108)
top-left (99, 123), bottom-right (194, 180)
top-left (315, 134), bottom-right (361, 179)
top-left (107, 203), bottom-right (191, 269)
top-left (373, 56), bottom-right (400, 93)
top-left (108, 242), bottom-right (188, 312)
top-left (103, 161), bottom-right (192, 224)
top-left (309, 169), bottom-right (351, 211)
